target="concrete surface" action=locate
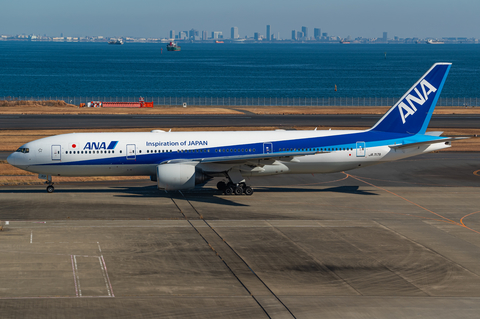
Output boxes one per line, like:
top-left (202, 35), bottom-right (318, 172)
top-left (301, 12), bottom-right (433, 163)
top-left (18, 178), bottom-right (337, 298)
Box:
top-left (0, 152), bottom-right (480, 318)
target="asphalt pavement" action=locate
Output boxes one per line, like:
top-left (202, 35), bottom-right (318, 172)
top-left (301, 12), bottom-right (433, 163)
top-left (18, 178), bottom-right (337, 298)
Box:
top-left (2, 114), bottom-right (480, 130)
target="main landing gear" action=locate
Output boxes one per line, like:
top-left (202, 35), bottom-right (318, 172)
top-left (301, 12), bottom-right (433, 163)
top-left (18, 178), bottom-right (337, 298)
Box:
top-left (217, 181), bottom-right (254, 196)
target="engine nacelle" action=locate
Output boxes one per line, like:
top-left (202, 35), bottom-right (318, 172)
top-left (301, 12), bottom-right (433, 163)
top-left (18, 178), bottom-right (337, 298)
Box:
top-left (156, 163), bottom-right (210, 191)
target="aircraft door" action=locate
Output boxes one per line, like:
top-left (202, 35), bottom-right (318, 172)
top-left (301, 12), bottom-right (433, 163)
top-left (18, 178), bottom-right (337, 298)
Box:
top-left (126, 144), bottom-right (136, 160)
top-left (263, 143), bottom-right (273, 154)
top-left (51, 145), bottom-right (61, 161)
top-left (356, 141), bottom-right (366, 157)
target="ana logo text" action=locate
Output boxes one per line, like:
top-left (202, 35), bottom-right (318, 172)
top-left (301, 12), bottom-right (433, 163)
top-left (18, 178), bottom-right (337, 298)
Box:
top-left (83, 141), bottom-right (118, 150)
top-left (398, 79), bottom-right (437, 124)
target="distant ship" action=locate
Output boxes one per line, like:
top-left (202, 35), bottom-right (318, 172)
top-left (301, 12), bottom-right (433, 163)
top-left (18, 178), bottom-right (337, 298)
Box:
top-left (108, 39), bottom-right (124, 45)
top-left (427, 39), bottom-right (444, 44)
top-left (167, 42), bottom-right (181, 51)
top-left (215, 40), bottom-right (224, 43)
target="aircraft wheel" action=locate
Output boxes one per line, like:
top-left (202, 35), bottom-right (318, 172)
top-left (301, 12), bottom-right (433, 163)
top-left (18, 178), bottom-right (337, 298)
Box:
top-left (234, 186), bottom-right (244, 195)
top-left (46, 185), bottom-right (55, 193)
top-left (217, 181), bottom-right (226, 191)
top-left (244, 186), bottom-right (254, 196)
top-left (224, 186), bottom-right (234, 195)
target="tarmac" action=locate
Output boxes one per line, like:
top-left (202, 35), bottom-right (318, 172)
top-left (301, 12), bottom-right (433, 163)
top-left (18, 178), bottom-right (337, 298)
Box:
top-left (2, 114), bottom-right (480, 130)
top-left (1, 152), bottom-right (480, 318)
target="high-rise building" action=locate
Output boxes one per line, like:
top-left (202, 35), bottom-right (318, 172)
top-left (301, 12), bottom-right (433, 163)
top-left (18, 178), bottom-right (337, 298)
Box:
top-left (202, 31), bottom-right (208, 40)
top-left (189, 29), bottom-right (199, 39)
top-left (314, 28), bottom-right (321, 39)
top-left (291, 30), bottom-right (296, 40)
top-left (231, 27), bottom-right (239, 39)
top-left (302, 26), bottom-right (308, 39)
top-left (212, 31), bottom-right (222, 39)
top-left (179, 31), bottom-right (187, 40)
top-left (266, 25), bottom-right (271, 41)
top-left (383, 32), bottom-right (388, 42)
top-left (297, 31), bottom-right (304, 39)
top-left (169, 30), bottom-right (175, 39)
top-left (254, 32), bottom-right (260, 41)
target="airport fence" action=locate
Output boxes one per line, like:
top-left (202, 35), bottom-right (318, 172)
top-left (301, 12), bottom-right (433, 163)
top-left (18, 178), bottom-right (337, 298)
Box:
top-left (1, 96), bottom-right (479, 107)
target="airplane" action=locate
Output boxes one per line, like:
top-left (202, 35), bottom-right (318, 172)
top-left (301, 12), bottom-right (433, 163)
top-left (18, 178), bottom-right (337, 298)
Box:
top-left (7, 63), bottom-right (464, 195)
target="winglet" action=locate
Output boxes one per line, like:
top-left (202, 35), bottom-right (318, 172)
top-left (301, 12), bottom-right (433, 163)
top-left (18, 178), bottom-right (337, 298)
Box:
top-left (370, 63), bottom-right (451, 135)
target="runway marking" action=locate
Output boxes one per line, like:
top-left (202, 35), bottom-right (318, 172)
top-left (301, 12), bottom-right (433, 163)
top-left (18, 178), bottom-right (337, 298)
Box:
top-left (346, 172), bottom-right (480, 236)
top-left (30, 231), bottom-right (32, 244)
top-left (71, 251), bottom-right (114, 298)
top-left (73, 255), bottom-right (82, 297)
top-left (460, 211), bottom-right (480, 235)
top-left (71, 255), bottom-right (79, 297)
top-left (99, 256), bottom-right (114, 297)
top-left (96, 242), bottom-right (114, 297)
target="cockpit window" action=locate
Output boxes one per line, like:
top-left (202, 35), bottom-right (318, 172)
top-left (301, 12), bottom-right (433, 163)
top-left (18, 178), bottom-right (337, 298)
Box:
top-left (15, 147), bottom-right (29, 153)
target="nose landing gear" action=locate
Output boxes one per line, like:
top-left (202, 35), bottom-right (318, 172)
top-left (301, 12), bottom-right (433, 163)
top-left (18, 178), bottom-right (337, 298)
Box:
top-left (46, 184), bottom-right (55, 193)
top-left (42, 175), bottom-right (54, 193)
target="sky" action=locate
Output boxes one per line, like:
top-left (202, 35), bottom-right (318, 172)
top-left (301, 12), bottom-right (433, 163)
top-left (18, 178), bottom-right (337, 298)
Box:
top-left (1, 0), bottom-right (479, 39)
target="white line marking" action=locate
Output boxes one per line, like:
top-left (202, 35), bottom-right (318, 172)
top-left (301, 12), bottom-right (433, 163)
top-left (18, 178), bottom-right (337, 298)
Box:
top-left (98, 257), bottom-right (112, 297)
top-left (100, 255), bottom-right (115, 297)
top-left (71, 255), bottom-right (79, 297)
top-left (30, 231), bottom-right (32, 244)
top-left (97, 242), bottom-right (102, 253)
top-left (73, 255), bottom-right (82, 297)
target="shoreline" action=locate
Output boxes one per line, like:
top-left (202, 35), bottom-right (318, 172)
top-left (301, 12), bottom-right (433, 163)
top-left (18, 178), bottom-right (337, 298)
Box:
top-left (1, 103), bottom-right (480, 116)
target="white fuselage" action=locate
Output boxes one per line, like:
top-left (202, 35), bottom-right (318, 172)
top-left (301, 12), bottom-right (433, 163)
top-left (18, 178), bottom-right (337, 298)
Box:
top-left (7, 129), bottom-right (450, 179)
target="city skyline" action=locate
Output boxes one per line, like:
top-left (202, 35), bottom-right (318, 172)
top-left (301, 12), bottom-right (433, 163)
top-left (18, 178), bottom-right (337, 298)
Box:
top-left (1, 0), bottom-right (479, 39)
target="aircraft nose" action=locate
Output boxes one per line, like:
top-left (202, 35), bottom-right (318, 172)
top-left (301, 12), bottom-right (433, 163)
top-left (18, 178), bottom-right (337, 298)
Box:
top-left (7, 153), bottom-right (16, 166)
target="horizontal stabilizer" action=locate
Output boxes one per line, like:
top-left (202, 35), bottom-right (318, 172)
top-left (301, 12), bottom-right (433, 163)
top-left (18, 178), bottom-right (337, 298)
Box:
top-left (425, 131), bottom-right (444, 136)
top-left (389, 137), bottom-right (468, 150)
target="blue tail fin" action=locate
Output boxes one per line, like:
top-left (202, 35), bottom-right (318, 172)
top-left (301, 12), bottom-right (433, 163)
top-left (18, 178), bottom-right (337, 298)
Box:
top-left (370, 63), bottom-right (451, 135)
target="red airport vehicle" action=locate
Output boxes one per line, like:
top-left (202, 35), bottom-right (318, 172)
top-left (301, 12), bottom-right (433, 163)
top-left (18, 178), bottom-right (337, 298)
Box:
top-left (84, 97), bottom-right (153, 108)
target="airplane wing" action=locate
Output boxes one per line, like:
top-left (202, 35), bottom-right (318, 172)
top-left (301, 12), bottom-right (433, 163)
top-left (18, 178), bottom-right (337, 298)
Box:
top-left (161, 150), bottom-right (329, 165)
top-left (388, 137), bottom-right (469, 150)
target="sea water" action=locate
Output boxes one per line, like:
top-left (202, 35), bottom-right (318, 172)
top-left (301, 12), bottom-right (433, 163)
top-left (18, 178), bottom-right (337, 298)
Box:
top-left (0, 41), bottom-right (479, 98)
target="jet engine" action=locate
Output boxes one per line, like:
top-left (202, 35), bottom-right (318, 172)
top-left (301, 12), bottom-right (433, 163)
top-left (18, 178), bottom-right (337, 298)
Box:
top-left (156, 163), bottom-right (211, 191)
